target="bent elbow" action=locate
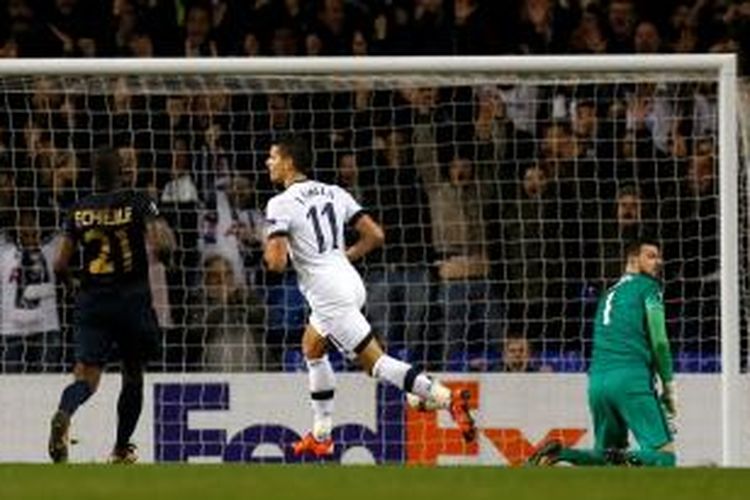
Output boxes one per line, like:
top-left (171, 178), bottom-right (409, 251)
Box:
top-left (265, 255), bottom-right (287, 273)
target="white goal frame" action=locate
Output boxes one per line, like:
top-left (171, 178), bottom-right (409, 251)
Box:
top-left (0, 54), bottom-right (740, 466)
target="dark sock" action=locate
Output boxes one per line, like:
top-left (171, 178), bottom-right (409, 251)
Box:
top-left (558, 448), bottom-right (608, 466)
top-left (115, 381), bottom-right (144, 449)
top-left (628, 450), bottom-right (676, 467)
top-left (58, 380), bottom-right (93, 416)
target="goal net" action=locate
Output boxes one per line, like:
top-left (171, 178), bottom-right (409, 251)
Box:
top-left (0, 56), bottom-right (744, 465)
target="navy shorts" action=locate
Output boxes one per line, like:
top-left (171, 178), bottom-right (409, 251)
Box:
top-left (74, 286), bottom-right (160, 366)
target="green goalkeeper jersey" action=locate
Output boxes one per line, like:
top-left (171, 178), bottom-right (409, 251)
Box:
top-left (590, 273), bottom-right (674, 384)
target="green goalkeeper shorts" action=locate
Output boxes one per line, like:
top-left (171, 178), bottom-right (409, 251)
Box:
top-left (587, 369), bottom-right (673, 451)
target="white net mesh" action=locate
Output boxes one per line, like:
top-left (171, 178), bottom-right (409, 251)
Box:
top-left (0, 70), bottom-right (723, 376)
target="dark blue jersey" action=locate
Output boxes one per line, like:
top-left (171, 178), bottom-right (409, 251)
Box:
top-left (63, 189), bottom-right (159, 291)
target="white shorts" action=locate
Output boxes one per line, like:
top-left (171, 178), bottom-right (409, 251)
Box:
top-left (309, 308), bottom-right (372, 358)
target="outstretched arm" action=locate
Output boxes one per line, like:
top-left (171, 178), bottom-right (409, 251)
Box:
top-left (346, 214), bottom-right (385, 262)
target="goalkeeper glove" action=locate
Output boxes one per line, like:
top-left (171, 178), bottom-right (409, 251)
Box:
top-left (661, 380), bottom-right (678, 434)
top-left (661, 380), bottom-right (677, 416)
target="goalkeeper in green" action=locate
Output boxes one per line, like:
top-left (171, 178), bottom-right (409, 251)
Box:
top-left (529, 238), bottom-right (677, 467)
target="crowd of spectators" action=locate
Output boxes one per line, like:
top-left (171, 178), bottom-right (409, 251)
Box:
top-left (1, 1), bottom-right (749, 68)
top-left (0, 0), bottom-right (734, 373)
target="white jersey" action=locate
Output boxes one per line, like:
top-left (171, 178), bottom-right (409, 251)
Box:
top-left (266, 180), bottom-right (366, 316)
top-left (0, 237), bottom-right (60, 336)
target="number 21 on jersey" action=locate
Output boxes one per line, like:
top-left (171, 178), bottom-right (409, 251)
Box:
top-left (85, 229), bottom-right (132, 274)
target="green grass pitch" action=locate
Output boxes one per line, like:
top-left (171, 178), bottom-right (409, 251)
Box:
top-left (1, 465), bottom-right (749, 500)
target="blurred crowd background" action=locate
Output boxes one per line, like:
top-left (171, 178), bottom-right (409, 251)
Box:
top-left (0, 0), bottom-right (742, 374)
top-left (0, 0), bottom-right (749, 68)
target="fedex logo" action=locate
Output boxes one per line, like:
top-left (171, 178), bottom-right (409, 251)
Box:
top-left (153, 381), bottom-right (586, 465)
top-left (153, 383), bottom-right (404, 463)
top-left (406, 381), bottom-right (586, 466)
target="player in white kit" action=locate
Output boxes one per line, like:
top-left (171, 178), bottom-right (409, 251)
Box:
top-left (263, 136), bottom-right (476, 456)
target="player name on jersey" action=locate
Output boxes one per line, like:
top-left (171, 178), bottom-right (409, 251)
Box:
top-left (291, 184), bottom-right (336, 205)
top-left (74, 207), bottom-right (133, 227)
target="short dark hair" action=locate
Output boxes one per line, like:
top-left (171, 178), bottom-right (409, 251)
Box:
top-left (625, 236), bottom-right (661, 258)
top-left (93, 146), bottom-right (122, 191)
top-left (276, 135), bottom-right (312, 175)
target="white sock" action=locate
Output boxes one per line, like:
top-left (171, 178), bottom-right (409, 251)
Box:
top-left (306, 355), bottom-right (335, 440)
top-left (411, 374), bottom-right (434, 400)
top-left (371, 355), bottom-right (440, 402)
top-left (372, 355), bottom-right (407, 389)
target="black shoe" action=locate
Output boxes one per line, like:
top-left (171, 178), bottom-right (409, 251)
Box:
top-left (109, 443), bottom-right (138, 464)
top-left (527, 440), bottom-right (563, 466)
top-left (605, 448), bottom-right (642, 467)
top-left (48, 410), bottom-right (71, 464)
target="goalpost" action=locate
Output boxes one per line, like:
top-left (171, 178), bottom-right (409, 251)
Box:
top-left (0, 55), bottom-right (743, 466)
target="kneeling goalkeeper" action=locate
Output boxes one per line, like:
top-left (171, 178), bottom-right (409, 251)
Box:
top-left (530, 237), bottom-right (677, 467)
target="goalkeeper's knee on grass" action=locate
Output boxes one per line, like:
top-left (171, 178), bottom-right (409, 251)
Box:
top-left (626, 449), bottom-right (676, 467)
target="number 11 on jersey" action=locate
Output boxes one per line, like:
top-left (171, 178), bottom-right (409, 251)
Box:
top-left (307, 202), bottom-right (338, 253)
